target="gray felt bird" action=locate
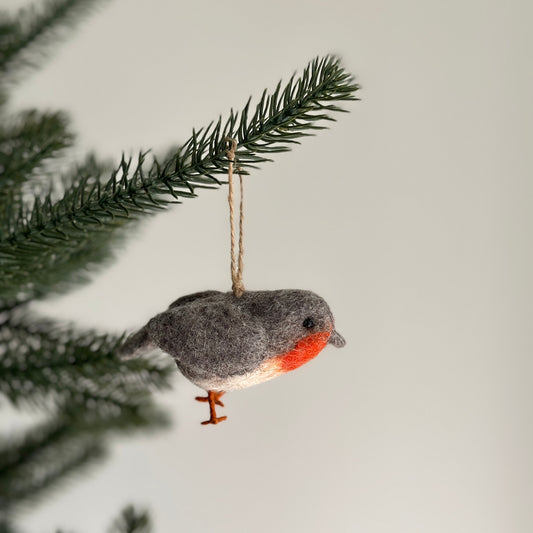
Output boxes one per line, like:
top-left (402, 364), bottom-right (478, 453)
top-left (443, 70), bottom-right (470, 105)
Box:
top-left (119, 289), bottom-right (345, 424)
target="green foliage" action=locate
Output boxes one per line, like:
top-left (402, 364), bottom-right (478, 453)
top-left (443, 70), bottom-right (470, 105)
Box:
top-left (0, 55), bottom-right (359, 302)
top-left (0, 315), bottom-right (172, 411)
top-left (0, 407), bottom-right (169, 514)
top-left (0, 0), bottom-right (176, 526)
top-left (108, 506), bottom-right (152, 533)
top-left (0, 0), bottom-right (107, 84)
top-left (0, 0), bottom-right (359, 531)
top-left (0, 110), bottom-right (74, 190)
top-left (0, 315), bottom-right (172, 514)
top-left (0, 520), bottom-right (19, 533)
top-left (0, 416), bottom-right (106, 514)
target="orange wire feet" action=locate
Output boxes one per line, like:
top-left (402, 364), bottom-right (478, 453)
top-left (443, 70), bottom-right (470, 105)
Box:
top-left (195, 390), bottom-right (227, 425)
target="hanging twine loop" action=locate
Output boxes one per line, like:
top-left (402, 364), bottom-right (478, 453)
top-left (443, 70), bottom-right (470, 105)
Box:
top-left (226, 137), bottom-right (245, 298)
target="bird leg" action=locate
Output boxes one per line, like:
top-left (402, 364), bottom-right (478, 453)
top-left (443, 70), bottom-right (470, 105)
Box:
top-left (195, 390), bottom-right (227, 425)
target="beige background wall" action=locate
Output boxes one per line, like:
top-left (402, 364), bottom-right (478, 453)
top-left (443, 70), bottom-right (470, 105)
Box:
top-left (4, 0), bottom-right (532, 531)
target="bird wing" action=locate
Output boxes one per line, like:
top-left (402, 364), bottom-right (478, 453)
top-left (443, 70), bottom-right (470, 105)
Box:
top-left (167, 290), bottom-right (222, 309)
top-left (147, 297), bottom-right (267, 380)
top-left (119, 292), bottom-right (222, 359)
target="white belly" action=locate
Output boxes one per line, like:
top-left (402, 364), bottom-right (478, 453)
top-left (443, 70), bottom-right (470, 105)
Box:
top-left (192, 359), bottom-right (282, 391)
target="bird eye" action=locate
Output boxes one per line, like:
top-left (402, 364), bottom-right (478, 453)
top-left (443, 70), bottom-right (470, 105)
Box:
top-left (303, 317), bottom-right (315, 329)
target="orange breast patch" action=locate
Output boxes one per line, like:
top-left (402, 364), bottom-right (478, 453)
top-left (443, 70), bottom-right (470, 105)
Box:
top-left (272, 331), bottom-right (331, 373)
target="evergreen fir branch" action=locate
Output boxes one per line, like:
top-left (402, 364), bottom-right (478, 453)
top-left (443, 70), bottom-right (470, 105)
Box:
top-left (0, 109), bottom-right (74, 226)
top-left (0, 520), bottom-right (19, 533)
top-left (0, 399), bottom-right (169, 514)
top-left (0, 315), bottom-right (171, 513)
top-left (0, 417), bottom-right (88, 478)
top-left (0, 56), bottom-right (359, 300)
top-left (108, 506), bottom-right (151, 533)
top-left (8, 442), bottom-right (102, 510)
top-left (0, 297), bottom-right (30, 314)
top-left (0, 316), bottom-right (173, 410)
top-left (0, 0), bottom-right (107, 83)
top-left (0, 417), bottom-right (105, 513)
top-left (0, 109), bottom-right (74, 191)
top-left (0, 90), bottom-right (8, 112)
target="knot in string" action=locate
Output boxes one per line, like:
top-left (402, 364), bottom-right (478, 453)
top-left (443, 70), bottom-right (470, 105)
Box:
top-left (226, 137), bottom-right (245, 298)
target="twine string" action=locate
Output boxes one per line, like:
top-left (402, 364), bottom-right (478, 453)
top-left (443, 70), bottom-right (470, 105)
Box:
top-left (226, 138), bottom-right (245, 297)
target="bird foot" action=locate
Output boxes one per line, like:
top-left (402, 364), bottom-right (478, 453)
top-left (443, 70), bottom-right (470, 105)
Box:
top-left (195, 390), bottom-right (227, 425)
top-left (201, 415), bottom-right (228, 425)
top-left (195, 390), bottom-right (225, 407)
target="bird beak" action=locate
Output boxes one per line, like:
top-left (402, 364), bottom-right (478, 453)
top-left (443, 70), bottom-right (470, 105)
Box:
top-left (328, 330), bottom-right (346, 348)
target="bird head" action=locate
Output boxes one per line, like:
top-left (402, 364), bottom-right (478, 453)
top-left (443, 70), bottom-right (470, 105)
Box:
top-left (241, 289), bottom-right (345, 355)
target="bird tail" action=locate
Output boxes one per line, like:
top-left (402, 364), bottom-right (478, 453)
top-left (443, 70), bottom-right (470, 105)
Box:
top-left (117, 325), bottom-right (156, 360)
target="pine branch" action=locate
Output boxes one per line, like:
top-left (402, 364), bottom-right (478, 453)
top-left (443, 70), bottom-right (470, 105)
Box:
top-left (0, 315), bottom-right (171, 515)
top-left (0, 56), bottom-right (360, 300)
top-left (0, 0), bottom-right (107, 83)
top-left (0, 90), bottom-right (7, 111)
top-left (0, 110), bottom-right (74, 191)
top-left (0, 520), bottom-right (19, 533)
top-left (0, 419), bottom-right (71, 474)
top-left (0, 316), bottom-right (173, 410)
top-left (108, 506), bottom-right (151, 533)
top-left (0, 109), bottom-right (75, 227)
top-left (0, 417), bottom-right (105, 513)
top-left (0, 395), bottom-right (169, 514)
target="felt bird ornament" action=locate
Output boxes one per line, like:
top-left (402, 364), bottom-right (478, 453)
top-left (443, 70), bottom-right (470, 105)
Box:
top-left (119, 289), bottom-right (345, 424)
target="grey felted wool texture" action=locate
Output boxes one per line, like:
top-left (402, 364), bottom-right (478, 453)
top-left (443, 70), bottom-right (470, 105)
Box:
top-left (119, 290), bottom-right (345, 392)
